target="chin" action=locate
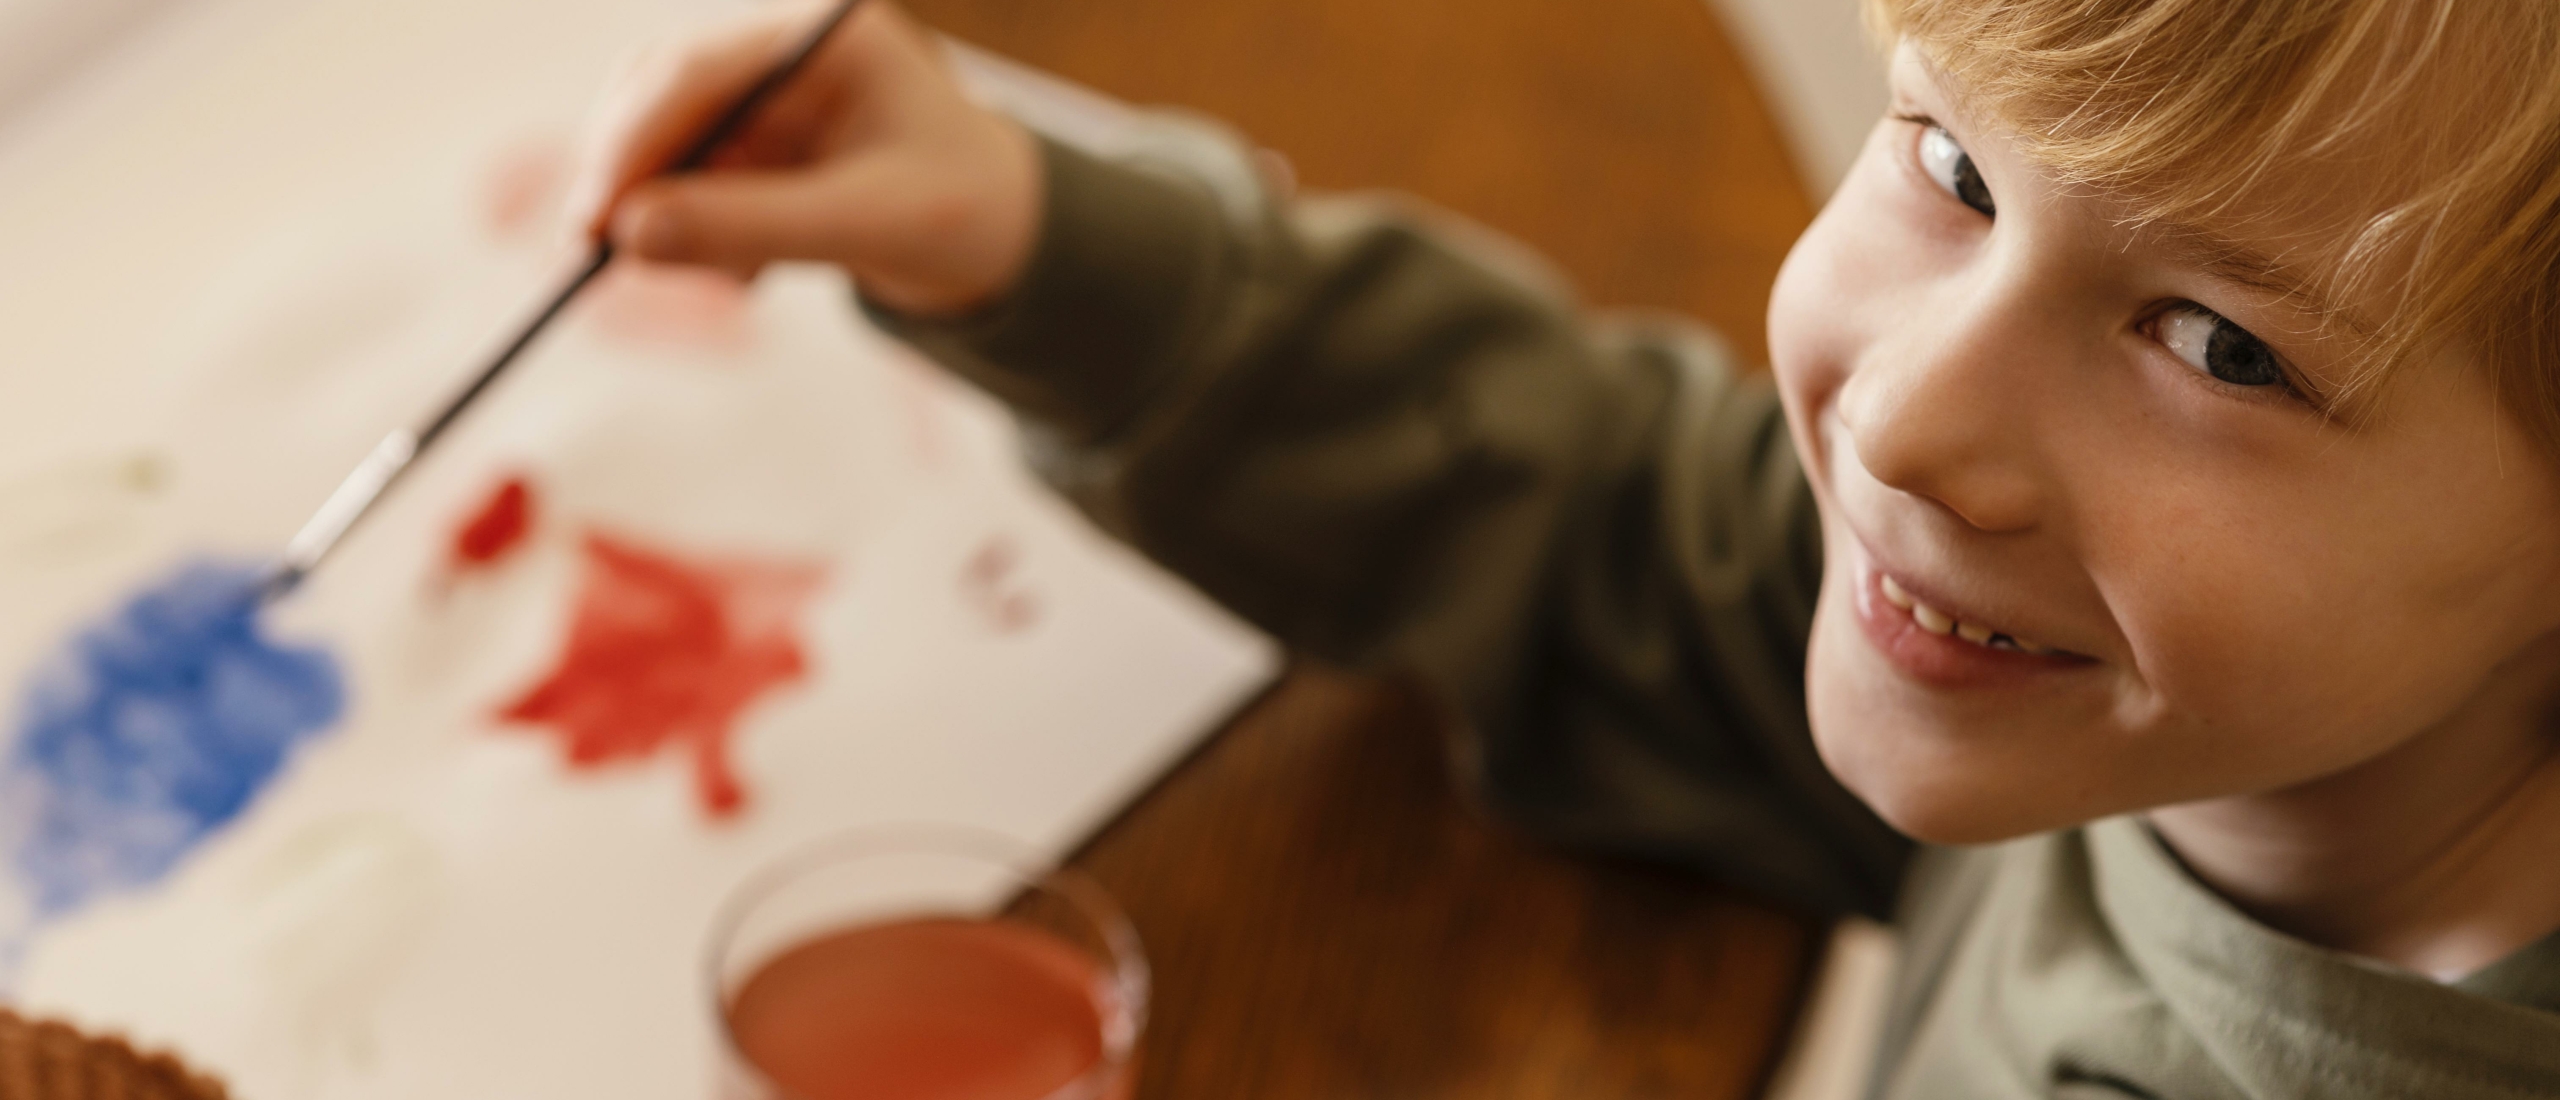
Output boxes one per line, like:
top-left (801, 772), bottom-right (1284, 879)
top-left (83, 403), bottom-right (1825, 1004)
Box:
top-left (1804, 633), bottom-right (2093, 847)
top-left (1819, 740), bottom-right (2058, 846)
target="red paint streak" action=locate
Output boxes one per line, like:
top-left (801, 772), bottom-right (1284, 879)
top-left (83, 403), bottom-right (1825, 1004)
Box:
top-left (497, 533), bottom-right (823, 817)
top-left (726, 917), bottom-right (1127, 1100)
top-left (449, 477), bottom-right (536, 572)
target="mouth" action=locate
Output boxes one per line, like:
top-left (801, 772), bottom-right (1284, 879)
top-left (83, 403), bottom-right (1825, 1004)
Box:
top-left (1850, 551), bottom-right (2093, 688)
top-left (1875, 571), bottom-right (2065, 655)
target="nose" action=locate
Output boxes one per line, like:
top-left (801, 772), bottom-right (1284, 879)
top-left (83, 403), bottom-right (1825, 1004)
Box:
top-left (1834, 288), bottom-right (2050, 533)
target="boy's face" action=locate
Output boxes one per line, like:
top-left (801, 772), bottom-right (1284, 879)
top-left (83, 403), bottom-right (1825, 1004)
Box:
top-left (1767, 45), bottom-right (2560, 843)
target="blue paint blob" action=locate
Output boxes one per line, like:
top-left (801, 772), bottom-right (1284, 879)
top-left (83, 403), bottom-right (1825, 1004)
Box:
top-left (3, 560), bottom-right (345, 922)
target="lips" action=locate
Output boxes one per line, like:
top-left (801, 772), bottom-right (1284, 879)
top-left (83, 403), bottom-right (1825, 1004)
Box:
top-left (1875, 572), bottom-right (2065, 655)
top-left (1850, 552), bottom-right (2090, 688)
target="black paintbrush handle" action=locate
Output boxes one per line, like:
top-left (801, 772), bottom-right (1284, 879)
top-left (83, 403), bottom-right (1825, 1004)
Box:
top-left (266, 0), bottom-right (869, 600)
top-left (668, 0), bottom-right (870, 174)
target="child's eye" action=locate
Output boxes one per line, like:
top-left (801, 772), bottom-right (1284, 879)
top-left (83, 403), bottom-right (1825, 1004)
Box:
top-left (1917, 124), bottom-right (1995, 218)
top-left (2155, 305), bottom-right (2288, 388)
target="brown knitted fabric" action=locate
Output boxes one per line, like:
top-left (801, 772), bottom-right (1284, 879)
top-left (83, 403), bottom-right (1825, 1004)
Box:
top-left (0, 1010), bottom-right (228, 1100)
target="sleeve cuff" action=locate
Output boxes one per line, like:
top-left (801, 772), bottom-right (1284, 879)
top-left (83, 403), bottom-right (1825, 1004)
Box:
top-left (862, 133), bottom-right (1232, 444)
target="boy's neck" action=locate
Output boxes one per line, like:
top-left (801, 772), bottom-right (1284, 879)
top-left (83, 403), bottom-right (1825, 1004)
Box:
top-left (2147, 636), bottom-right (2560, 982)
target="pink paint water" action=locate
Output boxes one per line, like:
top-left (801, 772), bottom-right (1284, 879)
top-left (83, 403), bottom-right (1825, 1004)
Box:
top-left (727, 918), bottom-right (1127, 1100)
top-left (495, 533), bottom-right (822, 817)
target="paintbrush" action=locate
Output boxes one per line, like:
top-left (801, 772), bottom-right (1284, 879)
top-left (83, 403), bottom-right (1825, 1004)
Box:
top-left (262, 0), bottom-right (869, 601)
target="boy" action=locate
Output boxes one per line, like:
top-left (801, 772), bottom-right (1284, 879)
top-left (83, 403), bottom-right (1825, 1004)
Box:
top-left (567, 0), bottom-right (2560, 1092)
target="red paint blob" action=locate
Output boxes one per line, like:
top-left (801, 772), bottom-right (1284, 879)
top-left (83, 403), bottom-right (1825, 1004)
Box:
top-left (961, 535), bottom-right (1042, 636)
top-left (450, 477), bottom-right (536, 572)
top-left (483, 138), bottom-right (570, 242)
top-left (497, 533), bottom-right (823, 817)
top-left (726, 918), bottom-right (1126, 1100)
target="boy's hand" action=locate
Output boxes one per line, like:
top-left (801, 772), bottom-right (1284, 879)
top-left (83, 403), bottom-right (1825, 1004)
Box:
top-left (564, 2), bottom-right (1042, 317)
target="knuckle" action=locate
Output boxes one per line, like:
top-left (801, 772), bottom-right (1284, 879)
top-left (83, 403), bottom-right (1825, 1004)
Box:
top-left (665, 45), bottom-right (725, 92)
top-left (910, 187), bottom-right (981, 240)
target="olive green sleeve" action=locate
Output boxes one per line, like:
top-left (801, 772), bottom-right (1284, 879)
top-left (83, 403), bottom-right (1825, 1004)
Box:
top-left (870, 127), bottom-right (1909, 919)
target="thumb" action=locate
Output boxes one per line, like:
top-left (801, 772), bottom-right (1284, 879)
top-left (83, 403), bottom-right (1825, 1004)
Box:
top-left (610, 170), bottom-right (869, 273)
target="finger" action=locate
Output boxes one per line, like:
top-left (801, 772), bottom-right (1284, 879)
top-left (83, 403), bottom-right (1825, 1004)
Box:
top-left (565, 21), bottom-right (799, 238)
top-left (610, 169), bottom-right (882, 273)
top-left (561, 5), bottom-right (829, 240)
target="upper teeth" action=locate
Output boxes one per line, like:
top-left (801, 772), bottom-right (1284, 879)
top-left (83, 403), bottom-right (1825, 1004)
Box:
top-left (1879, 574), bottom-right (2060, 656)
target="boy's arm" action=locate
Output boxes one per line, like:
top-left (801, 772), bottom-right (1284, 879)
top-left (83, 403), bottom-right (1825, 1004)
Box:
top-left (874, 128), bottom-right (1910, 920)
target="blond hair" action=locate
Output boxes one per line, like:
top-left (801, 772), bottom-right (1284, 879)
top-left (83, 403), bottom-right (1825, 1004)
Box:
top-left (1868, 0), bottom-right (2560, 443)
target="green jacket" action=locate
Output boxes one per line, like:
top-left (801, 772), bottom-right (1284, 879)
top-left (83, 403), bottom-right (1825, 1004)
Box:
top-left (874, 120), bottom-right (2560, 1098)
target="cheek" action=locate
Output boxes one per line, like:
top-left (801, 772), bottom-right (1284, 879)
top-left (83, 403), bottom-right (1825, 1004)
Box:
top-left (1785, 398), bottom-right (2527, 837)
top-left (2088, 471), bottom-right (2560, 773)
top-left (1767, 157), bottom-right (1914, 422)
top-left (1781, 207), bottom-right (1863, 416)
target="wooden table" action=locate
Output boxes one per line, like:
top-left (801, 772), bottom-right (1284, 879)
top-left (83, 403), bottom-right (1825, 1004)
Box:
top-left (1070, 668), bottom-right (1823, 1099)
top-left (901, 1), bottom-right (1831, 1095)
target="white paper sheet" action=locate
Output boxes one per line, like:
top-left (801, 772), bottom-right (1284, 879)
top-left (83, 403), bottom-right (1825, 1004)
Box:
top-left (0, 0), bottom-right (1277, 1095)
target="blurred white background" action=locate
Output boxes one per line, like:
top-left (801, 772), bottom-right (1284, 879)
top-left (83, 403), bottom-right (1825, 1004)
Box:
top-left (1712, 0), bottom-right (1889, 194)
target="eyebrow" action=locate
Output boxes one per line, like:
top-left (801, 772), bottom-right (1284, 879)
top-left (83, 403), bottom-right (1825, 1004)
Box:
top-left (1897, 47), bottom-right (1995, 136)
top-left (2155, 227), bottom-right (2365, 334)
